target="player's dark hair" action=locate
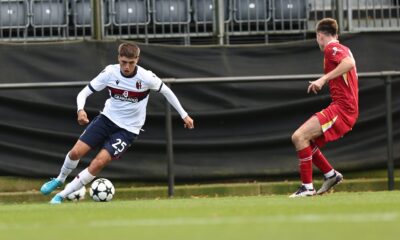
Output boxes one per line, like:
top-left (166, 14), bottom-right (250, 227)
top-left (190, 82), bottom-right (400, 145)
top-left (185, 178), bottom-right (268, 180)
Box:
top-left (118, 43), bottom-right (140, 58)
top-left (316, 18), bottom-right (338, 36)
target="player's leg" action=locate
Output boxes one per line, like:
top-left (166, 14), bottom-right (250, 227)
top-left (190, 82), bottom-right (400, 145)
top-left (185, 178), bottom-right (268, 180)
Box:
top-left (311, 142), bottom-right (343, 194)
top-left (41, 115), bottom-right (108, 196)
top-left (58, 141), bottom-right (91, 182)
top-left (50, 149), bottom-right (111, 204)
top-left (40, 140), bottom-right (91, 195)
top-left (312, 106), bottom-right (351, 194)
top-left (311, 142), bottom-right (333, 175)
top-left (290, 116), bottom-right (322, 197)
top-left (50, 128), bottom-right (136, 204)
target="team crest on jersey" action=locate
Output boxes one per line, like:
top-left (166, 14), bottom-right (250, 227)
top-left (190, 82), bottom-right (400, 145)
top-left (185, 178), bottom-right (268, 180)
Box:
top-left (123, 91), bottom-right (129, 97)
top-left (136, 80), bottom-right (142, 89)
top-left (116, 80), bottom-right (120, 85)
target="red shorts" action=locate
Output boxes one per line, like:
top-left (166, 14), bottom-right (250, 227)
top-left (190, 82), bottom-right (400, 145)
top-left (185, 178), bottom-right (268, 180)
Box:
top-left (314, 104), bottom-right (357, 147)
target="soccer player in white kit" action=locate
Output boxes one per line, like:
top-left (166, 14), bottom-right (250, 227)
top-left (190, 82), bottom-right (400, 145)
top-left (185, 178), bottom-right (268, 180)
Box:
top-left (40, 43), bottom-right (194, 204)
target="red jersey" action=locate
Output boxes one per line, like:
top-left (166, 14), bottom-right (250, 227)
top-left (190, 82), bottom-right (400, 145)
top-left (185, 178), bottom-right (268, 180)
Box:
top-left (324, 41), bottom-right (359, 125)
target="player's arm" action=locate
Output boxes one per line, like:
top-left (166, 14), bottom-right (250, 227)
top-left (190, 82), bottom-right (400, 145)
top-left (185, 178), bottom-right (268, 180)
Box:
top-left (158, 83), bottom-right (194, 129)
top-left (76, 85), bottom-right (94, 125)
top-left (76, 67), bottom-right (110, 125)
top-left (308, 56), bottom-right (356, 94)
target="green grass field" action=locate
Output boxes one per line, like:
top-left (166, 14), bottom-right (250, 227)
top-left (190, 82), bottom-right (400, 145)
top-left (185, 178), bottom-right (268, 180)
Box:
top-left (1, 191), bottom-right (400, 240)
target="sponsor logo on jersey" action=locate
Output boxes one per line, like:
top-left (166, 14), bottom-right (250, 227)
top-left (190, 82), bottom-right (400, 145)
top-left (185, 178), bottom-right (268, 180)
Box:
top-left (113, 94), bottom-right (139, 103)
top-left (108, 87), bottom-right (150, 103)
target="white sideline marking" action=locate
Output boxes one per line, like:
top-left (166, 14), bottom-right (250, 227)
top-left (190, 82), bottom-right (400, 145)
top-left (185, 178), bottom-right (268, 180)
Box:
top-left (0, 213), bottom-right (397, 230)
top-left (90, 212), bottom-right (398, 227)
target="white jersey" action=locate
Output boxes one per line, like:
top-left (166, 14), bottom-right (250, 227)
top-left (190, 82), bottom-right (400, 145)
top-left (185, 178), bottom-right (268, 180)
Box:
top-left (88, 64), bottom-right (163, 134)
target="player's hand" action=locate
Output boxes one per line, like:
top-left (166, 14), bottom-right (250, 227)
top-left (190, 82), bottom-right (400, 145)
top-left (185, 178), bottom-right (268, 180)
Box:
top-left (307, 78), bottom-right (325, 94)
top-left (77, 109), bottom-right (90, 125)
top-left (183, 116), bottom-right (194, 129)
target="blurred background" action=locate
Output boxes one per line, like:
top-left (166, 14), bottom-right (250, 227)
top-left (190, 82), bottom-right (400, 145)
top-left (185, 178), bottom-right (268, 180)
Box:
top-left (0, 0), bottom-right (398, 185)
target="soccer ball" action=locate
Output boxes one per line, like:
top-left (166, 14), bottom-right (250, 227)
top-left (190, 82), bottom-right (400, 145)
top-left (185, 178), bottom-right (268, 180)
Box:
top-left (66, 184), bottom-right (86, 201)
top-left (89, 178), bottom-right (115, 202)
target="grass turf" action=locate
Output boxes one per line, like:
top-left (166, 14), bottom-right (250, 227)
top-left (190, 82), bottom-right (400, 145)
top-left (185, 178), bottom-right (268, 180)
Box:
top-left (0, 191), bottom-right (399, 240)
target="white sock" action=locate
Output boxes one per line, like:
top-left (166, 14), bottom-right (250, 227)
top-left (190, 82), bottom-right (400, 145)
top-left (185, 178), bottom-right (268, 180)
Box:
top-left (56, 152), bottom-right (80, 183)
top-left (324, 169), bottom-right (335, 179)
top-left (302, 183), bottom-right (314, 190)
top-left (58, 168), bottom-right (95, 198)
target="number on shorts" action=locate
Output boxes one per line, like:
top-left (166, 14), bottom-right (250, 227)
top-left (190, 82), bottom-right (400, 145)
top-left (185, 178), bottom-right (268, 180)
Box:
top-left (112, 138), bottom-right (127, 153)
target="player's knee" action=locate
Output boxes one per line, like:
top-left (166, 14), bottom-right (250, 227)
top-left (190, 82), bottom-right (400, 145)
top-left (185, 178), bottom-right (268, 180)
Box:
top-left (68, 149), bottom-right (81, 160)
top-left (291, 131), bottom-right (303, 145)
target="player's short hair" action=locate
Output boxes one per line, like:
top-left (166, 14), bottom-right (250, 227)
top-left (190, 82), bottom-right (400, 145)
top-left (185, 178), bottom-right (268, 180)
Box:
top-left (118, 42), bottom-right (140, 58)
top-left (316, 18), bottom-right (338, 36)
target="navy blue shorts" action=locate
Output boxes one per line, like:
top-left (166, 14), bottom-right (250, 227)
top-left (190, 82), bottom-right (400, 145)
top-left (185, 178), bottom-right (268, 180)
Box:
top-left (79, 114), bottom-right (137, 159)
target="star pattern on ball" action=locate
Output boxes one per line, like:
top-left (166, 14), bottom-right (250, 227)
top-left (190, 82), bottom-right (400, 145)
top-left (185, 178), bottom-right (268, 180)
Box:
top-left (92, 186), bottom-right (100, 196)
top-left (90, 178), bottom-right (115, 202)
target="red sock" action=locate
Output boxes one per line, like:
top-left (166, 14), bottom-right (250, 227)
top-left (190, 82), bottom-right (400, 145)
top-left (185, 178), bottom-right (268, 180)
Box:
top-left (311, 144), bottom-right (333, 174)
top-left (297, 146), bottom-right (313, 184)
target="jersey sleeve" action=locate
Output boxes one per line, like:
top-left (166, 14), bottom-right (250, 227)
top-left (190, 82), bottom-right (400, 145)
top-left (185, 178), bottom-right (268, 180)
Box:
top-left (145, 70), bottom-right (164, 92)
top-left (88, 66), bottom-right (112, 92)
top-left (324, 44), bottom-right (349, 65)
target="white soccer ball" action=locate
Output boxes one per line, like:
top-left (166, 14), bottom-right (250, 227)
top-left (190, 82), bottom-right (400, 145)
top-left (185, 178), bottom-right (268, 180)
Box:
top-left (66, 184), bottom-right (86, 201)
top-left (89, 178), bottom-right (115, 202)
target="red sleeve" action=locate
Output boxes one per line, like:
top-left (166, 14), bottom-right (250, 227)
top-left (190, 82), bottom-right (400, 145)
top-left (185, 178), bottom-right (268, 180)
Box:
top-left (324, 44), bottom-right (349, 64)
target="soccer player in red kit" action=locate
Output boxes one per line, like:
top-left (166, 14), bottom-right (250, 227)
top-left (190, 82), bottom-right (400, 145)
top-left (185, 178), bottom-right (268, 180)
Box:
top-left (290, 18), bottom-right (358, 197)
